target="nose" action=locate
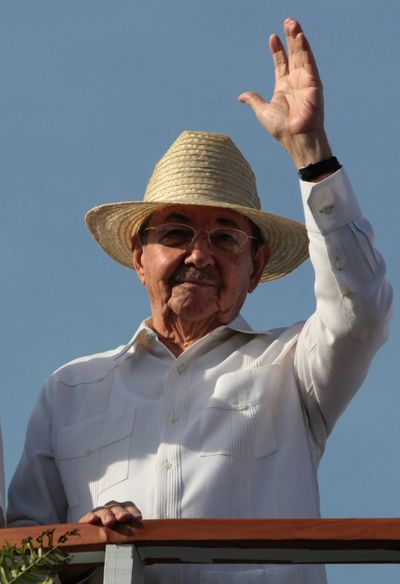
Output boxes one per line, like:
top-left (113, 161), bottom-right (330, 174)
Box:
top-left (184, 232), bottom-right (215, 268)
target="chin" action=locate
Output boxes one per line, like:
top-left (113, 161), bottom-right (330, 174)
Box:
top-left (169, 298), bottom-right (217, 322)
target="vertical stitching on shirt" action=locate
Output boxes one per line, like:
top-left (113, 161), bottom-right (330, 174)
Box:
top-left (88, 449), bottom-right (100, 507)
top-left (231, 409), bottom-right (252, 517)
top-left (158, 364), bottom-right (193, 519)
top-left (81, 369), bottom-right (114, 420)
top-left (242, 336), bottom-right (265, 369)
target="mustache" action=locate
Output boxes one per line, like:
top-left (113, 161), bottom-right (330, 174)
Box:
top-left (172, 266), bottom-right (221, 286)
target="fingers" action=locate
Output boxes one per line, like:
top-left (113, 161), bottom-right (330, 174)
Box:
top-left (284, 17), bottom-right (303, 60)
top-left (269, 34), bottom-right (288, 80)
top-left (296, 31), bottom-right (320, 80)
top-left (283, 18), bottom-right (320, 79)
top-left (79, 500), bottom-right (142, 527)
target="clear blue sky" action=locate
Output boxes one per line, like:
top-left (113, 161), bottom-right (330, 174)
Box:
top-left (1, 1), bottom-right (399, 581)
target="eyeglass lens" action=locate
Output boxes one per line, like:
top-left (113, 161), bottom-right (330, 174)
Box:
top-left (145, 224), bottom-right (251, 253)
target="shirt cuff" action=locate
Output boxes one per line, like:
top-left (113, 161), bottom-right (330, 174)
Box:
top-left (300, 168), bottom-right (363, 234)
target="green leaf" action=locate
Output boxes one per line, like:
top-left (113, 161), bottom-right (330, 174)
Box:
top-left (0, 528), bottom-right (79, 583)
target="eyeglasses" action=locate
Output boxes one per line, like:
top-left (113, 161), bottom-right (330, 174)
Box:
top-left (142, 223), bottom-right (256, 254)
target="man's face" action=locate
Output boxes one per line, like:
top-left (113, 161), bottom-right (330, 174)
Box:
top-left (132, 205), bottom-right (269, 329)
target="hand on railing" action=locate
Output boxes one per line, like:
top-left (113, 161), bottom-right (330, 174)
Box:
top-left (78, 500), bottom-right (142, 528)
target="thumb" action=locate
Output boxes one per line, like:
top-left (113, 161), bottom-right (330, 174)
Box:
top-left (238, 91), bottom-right (267, 114)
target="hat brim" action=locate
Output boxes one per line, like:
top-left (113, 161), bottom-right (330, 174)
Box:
top-left (85, 200), bottom-right (309, 282)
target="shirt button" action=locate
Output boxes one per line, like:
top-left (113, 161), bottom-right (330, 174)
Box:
top-left (170, 412), bottom-right (179, 424)
top-left (319, 204), bottom-right (334, 215)
top-left (164, 459), bottom-right (173, 471)
top-left (85, 448), bottom-right (92, 456)
top-left (139, 331), bottom-right (153, 348)
top-left (177, 363), bottom-right (187, 374)
top-left (335, 257), bottom-right (345, 271)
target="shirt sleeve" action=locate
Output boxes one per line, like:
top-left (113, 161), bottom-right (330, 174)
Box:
top-left (7, 380), bottom-right (68, 526)
top-left (294, 168), bottom-right (393, 446)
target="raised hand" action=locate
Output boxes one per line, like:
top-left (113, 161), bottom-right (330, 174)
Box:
top-left (239, 18), bottom-right (331, 168)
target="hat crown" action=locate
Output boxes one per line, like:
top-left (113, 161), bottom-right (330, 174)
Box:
top-left (144, 131), bottom-right (261, 210)
top-left (85, 129), bottom-right (309, 282)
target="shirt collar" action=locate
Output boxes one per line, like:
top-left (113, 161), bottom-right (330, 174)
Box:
top-left (114, 313), bottom-right (271, 361)
top-left (112, 320), bottom-right (156, 361)
top-left (207, 313), bottom-right (274, 343)
top-left (223, 313), bottom-right (254, 333)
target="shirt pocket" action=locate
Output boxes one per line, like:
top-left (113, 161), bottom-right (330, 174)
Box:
top-left (55, 410), bottom-right (136, 510)
top-left (199, 366), bottom-right (279, 460)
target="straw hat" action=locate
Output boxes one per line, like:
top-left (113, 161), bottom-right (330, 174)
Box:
top-left (85, 130), bottom-right (309, 282)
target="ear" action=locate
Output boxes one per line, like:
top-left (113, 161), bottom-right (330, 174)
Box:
top-left (248, 242), bottom-right (270, 293)
top-left (131, 236), bottom-right (146, 286)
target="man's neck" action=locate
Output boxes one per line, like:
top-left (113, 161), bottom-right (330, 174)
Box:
top-left (148, 314), bottom-right (228, 357)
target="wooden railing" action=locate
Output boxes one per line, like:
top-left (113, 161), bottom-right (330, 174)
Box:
top-left (2, 518), bottom-right (400, 582)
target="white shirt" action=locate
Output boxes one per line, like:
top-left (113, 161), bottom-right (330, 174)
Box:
top-left (7, 169), bottom-right (392, 583)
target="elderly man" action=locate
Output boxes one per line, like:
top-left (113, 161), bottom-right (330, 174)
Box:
top-left (8, 18), bottom-right (392, 584)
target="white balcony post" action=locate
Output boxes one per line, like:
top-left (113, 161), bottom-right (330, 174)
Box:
top-left (103, 544), bottom-right (144, 584)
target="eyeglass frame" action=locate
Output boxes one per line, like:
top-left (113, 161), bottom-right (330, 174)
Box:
top-left (140, 223), bottom-right (259, 254)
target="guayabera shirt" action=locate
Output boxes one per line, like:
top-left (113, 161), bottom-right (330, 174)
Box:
top-left (8, 170), bottom-right (392, 583)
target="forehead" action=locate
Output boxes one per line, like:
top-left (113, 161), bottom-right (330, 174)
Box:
top-left (147, 204), bottom-right (252, 231)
